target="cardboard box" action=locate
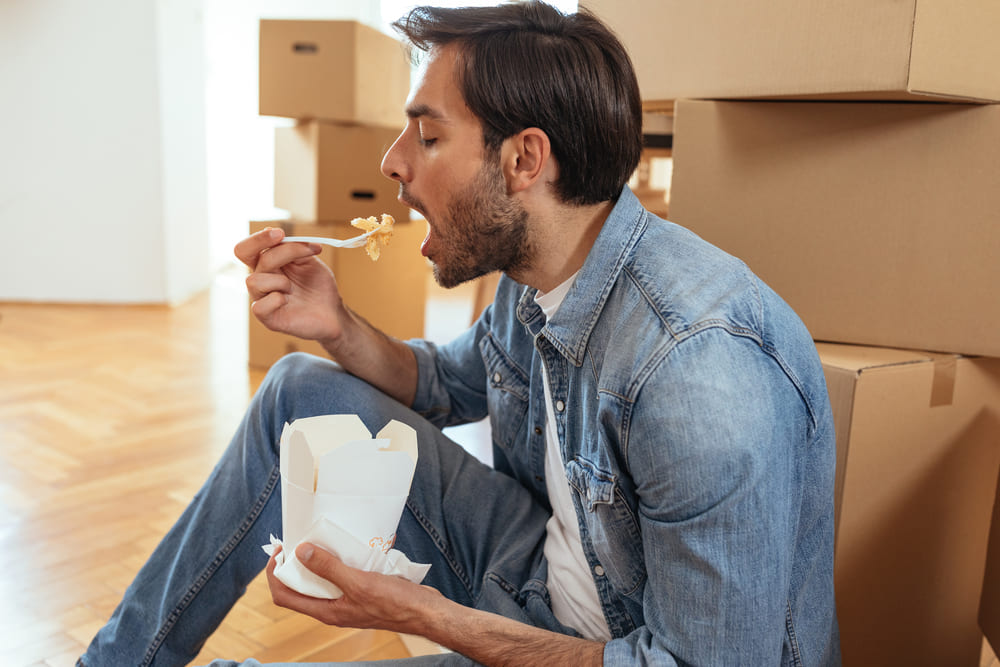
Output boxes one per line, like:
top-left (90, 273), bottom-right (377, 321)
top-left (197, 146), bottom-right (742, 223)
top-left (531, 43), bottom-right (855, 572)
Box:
top-left (274, 121), bottom-right (408, 223)
top-left (248, 219), bottom-right (428, 368)
top-left (259, 19), bottom-right (409, 126)
top-left (584, 0), bottom-right (1000, 103)
top-left (669, 99), bottom-right (1000, 357)
top-left (819, 343), bottom-right (1000, 666)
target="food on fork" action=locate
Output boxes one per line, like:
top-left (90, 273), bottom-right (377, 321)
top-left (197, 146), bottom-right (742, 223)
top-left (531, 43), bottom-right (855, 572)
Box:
top-left (351, 214), bottom-right (395, 261)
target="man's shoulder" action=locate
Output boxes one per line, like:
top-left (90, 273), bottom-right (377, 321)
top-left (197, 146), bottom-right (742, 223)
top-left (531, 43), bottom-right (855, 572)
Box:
top-left (620, 214), bottom-right (765, 339)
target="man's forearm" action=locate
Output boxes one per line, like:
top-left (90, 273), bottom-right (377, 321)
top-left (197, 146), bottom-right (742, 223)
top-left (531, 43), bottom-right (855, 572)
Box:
top-left (319, 306), bottom-right (418, 407)
top-left (420, 596), bottom-right (604, 667)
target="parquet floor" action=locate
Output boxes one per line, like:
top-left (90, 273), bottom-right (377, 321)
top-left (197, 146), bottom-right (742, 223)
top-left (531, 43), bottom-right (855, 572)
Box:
top-left (1, 265), bottom-right (997, 667)
top-left (0, 266), bottom-right (473, 666)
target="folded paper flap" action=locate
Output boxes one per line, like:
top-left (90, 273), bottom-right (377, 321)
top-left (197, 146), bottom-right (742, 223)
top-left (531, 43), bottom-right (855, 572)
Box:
top-left (283, 414), bottom-right (372, 456)
top-left (376, 420), bottom-right (418, 460)
top-left (285, 430), bottom-right (315, 491)
top-left (279, 422), bottom-right (293, 478)
top-left (316, 439), bottom-right (416, 495)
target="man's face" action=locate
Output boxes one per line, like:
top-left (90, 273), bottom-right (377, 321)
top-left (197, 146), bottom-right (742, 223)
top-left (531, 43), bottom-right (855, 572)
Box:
top-left (380, 45), bottom-right (531, 288)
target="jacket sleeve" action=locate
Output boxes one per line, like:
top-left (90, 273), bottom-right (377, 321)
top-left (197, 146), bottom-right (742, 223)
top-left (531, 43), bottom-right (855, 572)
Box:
top-left (405, 305), bottom-right (492, 429)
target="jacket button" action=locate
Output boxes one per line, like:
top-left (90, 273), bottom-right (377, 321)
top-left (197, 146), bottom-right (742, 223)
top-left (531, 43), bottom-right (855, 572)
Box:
top-left (555, 400), bottom-right (565, 412)
top-left (492, 372), bottom-right (502, 384)
top-left (594, 565), bottom-right (605, 577)
top-left (534, 426), bottom-right (543, 435)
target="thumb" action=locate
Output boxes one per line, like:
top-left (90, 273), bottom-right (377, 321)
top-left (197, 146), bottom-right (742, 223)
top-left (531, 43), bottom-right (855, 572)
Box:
top-left (296, 542), bottom-right (348, 582)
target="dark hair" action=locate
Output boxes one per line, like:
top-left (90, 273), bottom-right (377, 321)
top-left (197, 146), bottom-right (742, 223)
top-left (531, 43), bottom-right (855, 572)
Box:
top-left (392, 1), bottom-right (642, 206)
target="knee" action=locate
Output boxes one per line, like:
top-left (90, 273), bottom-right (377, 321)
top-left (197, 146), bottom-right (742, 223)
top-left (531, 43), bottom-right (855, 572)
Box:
top-left (254, 352), bottom-right (401, 431)
top-left (253, 352), bottom-right (344, 413)
top-left (260, 352), bottom-right (339, 391)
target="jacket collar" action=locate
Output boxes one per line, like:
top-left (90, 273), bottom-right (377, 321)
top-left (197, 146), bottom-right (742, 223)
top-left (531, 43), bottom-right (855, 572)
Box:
top-left (516, 186), bottom-right (647, 366)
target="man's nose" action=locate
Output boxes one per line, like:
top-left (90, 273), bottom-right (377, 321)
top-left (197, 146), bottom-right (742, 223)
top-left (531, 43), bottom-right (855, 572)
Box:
top-left (380, 133), bottom-right (408, 183)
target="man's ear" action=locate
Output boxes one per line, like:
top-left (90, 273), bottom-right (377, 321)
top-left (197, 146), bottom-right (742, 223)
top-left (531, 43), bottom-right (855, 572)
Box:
top-left (501, 127), bottom-right (552, 194)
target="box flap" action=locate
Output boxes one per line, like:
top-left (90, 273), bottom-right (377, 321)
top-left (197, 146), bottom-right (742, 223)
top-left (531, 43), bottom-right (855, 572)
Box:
top-left (814, 342), bottom-right (934, 372)
top-left (816, 343), bottom-right (960, 407)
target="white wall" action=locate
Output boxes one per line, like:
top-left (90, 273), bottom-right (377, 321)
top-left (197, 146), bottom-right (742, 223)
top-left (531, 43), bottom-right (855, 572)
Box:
top-left (0, 0), bottom-right (577, 303)
top-left (158, 0), bottom-right (212, 305)
top-left (0, 0), bottom-right (210, 304)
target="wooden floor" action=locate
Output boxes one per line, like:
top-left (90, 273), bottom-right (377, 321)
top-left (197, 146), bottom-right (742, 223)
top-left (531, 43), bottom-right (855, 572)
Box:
top-left (0, 266), bottom-right (997, 666)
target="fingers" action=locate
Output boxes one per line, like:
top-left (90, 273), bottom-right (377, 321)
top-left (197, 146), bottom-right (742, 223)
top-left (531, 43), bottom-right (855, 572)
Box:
top-left (265, 543), bottom-right (345, 624)
top-left (250, 291), bottom-right (288, 321)
top-left (256, 243), bottom-right (322, 274)
top-left (235, 227), bottom-right (283, 270)
top-left (266, 547), bottom-right (306, 611)
top-left (239, 229), bottom-right (322, 311)
top-left (245, 270), bottom-right (291, 302)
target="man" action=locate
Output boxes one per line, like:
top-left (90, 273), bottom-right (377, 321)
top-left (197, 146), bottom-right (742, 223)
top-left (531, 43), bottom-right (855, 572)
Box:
top-left (82, 2), bottom-right (840, 665)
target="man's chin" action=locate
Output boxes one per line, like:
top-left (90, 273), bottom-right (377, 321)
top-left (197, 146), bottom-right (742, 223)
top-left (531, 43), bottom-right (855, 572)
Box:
top-left (430, 263), bottom-right (463, 290)
top-left (431, 262), bottom-right (490, 290)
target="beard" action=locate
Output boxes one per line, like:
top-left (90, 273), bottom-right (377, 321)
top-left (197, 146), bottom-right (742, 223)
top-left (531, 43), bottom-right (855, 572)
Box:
top-left (403, 159), bottom-right (531, 289)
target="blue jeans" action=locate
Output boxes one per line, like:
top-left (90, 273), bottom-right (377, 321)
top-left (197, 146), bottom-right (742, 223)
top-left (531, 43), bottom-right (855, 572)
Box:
top-left (80, 353), bottom-right (568, 666)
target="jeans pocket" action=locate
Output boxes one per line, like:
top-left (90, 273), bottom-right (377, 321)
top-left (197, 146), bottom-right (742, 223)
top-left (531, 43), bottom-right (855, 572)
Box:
top-left (565, 458), bottom-right (645, 597)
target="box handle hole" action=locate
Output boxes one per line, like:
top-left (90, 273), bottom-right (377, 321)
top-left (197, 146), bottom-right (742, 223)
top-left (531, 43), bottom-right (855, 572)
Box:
top-left (293, 42), bottom-right (318, 54)
top-left (351, 190), bottom-right (376, 200)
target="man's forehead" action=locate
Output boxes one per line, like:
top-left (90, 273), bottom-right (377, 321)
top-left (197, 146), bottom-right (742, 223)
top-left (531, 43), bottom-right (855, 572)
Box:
top-left (404, 45), bottom-right (465, 123)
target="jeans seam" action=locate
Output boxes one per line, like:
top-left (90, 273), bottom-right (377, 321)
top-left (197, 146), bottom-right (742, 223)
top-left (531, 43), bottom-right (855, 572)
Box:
top-left (785, 598), bottom-right (803, 666)
top-left (405, 500), bottom-right (474, 600)
top-left (141, 464), bottom-right (282, 666)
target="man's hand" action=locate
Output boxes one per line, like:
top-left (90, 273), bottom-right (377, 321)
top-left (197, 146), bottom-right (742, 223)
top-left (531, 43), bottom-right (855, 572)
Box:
top-left (266, 542), bottom-right (605, 667)
top-left (265, 542), bottom-right (443, 635)
top-left (235, 227), bottom-right (419, 406)
top-left (234, 227), bottom-right (346, 343)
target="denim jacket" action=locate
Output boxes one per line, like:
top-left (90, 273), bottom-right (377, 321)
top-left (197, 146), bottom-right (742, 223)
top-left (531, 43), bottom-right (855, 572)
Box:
top-left (408, 187), bottom-right (840, 665)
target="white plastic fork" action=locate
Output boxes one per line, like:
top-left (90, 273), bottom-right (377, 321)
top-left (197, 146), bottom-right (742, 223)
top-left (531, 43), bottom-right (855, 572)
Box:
top-left (281, 228), bottom-right (378, 249)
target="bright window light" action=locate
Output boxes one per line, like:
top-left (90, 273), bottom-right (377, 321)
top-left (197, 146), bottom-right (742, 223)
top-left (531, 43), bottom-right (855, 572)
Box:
top-left (381, 0), bottom-right (579, 30)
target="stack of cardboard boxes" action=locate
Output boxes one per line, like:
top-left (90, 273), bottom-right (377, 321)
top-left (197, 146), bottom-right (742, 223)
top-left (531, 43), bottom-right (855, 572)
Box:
top-left (250, 19), bottom-right (428, 367)
top-left (588, 1), bottom-right (1000, 664)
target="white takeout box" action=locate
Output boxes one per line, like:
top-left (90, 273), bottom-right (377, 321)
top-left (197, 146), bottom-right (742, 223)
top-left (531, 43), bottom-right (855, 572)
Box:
top-left (267, 414), bottom-right (429, 598)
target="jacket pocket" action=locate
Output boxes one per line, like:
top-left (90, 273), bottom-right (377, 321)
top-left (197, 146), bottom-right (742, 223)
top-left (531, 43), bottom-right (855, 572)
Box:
top-left (565, 457), bottom-right (645, 597)
top-left (478, 333), bottom-right (530, 453)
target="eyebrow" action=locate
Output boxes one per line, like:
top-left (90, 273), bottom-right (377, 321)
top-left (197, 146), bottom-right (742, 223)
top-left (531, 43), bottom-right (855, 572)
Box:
top-left (406, 103), bottom-right (449, 123)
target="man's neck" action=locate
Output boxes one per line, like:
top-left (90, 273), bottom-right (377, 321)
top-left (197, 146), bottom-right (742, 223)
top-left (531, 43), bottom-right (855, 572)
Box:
top-left (511, 199), bottom-right (615, 293)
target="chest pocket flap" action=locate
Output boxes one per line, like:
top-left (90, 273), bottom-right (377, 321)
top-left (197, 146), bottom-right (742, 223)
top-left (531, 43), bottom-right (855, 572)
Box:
top-left (565, 458), bottom-right (615, 512)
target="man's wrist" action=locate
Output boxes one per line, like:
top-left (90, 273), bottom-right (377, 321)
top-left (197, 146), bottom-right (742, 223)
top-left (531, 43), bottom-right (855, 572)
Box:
top-left (417, 600), bottom-right (605, 667)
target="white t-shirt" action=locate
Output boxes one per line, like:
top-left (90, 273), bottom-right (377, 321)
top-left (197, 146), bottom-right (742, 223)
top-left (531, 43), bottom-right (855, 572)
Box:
top-left (534, 275), bottom-right (612, 641)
